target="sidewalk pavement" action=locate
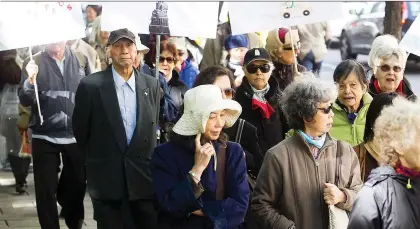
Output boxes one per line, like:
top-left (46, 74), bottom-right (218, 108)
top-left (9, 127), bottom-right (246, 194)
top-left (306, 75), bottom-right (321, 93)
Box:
top-left (0, 171), bottom-right (96, 229)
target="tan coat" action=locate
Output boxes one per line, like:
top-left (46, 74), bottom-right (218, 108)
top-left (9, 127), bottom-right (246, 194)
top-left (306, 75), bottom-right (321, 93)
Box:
top-left (251, 133), bottom-right (362, 229)
top-left (296, 22), bottom-right (330, 63)
top-left (69, 39), bottom-right (101, 73)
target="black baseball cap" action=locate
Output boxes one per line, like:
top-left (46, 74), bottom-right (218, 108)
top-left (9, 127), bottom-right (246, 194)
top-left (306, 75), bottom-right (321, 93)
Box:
top-left (107, 28), bottom-right (136, 46)
top-left (243, 48), bottom-right (272, 66)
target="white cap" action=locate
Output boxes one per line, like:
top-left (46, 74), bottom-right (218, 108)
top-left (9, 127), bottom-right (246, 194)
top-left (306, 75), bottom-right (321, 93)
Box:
top-left (134, 33), bottom-right (150, 54)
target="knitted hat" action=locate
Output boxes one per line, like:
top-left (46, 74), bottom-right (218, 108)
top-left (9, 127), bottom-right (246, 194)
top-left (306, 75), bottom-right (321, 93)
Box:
top-left (265, 28), bottom-right (300, 53)
top-left (224, 34), bottom-right (249, 51)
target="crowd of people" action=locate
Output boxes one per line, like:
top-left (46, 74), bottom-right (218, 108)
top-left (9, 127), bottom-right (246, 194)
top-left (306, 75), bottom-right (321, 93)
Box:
top-left (0, 4), bottom-right (419, 229)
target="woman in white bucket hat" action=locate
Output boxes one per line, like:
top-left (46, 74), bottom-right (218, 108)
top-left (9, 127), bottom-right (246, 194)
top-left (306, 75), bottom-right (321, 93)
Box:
top-left (151, 85), bottom-right (249, 229)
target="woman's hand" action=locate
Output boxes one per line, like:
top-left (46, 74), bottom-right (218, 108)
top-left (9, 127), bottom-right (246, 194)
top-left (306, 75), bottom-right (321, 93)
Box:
top-left (191, 210), bottom-right (205, 216)
top-left (190, 133), bottom-right (214, 179)
top-left (324, 183), bottom-right (347, 205)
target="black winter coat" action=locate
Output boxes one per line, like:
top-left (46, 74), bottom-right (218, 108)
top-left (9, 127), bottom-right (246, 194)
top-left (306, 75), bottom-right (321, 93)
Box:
top-left (234, 77), bottom-right (289, 156)
top-left (348, 166), bottom-right (420, 229)
top-left (167, 70), bottom-right (188, 111)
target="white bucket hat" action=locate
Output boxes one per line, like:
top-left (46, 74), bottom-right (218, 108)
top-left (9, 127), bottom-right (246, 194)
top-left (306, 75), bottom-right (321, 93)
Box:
top-left (173, 85), bottom-right (242, 136)
top-left (134, 33), bottom-right (150, 54)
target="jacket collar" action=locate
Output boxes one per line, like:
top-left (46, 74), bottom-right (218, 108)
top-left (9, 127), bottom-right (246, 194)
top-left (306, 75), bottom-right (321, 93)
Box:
top-left (292, 130), bottom-right (335, 154)
top-left (369, 76), bottom-right (416, 99)
top-left (239, 77), bottom-right (280, 106)
top-left (333, 93), bottom-right (373, 112)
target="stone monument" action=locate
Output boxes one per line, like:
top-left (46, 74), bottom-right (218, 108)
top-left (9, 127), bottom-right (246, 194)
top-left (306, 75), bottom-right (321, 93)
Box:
top-left (149, 1), bottom-right (170, 35)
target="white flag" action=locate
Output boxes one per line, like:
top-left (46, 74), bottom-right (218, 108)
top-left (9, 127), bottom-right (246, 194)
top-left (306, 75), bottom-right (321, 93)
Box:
top-left (400, 16), bottom-right (420, 57)
top-left (0, 2), bottom-right (86, 51)
top-left (229, 2), bottom-right (345, 35)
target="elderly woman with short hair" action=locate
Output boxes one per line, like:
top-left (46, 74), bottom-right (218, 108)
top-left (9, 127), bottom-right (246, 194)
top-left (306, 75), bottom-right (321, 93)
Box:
top-left (251, 73), bottom-right (363, 229)
top-left (367, 34), bottom-right (416, 100)
top-left (330, 59), bottom-right (372, 146)
top-left (348, 97), bottom-right (420, 229)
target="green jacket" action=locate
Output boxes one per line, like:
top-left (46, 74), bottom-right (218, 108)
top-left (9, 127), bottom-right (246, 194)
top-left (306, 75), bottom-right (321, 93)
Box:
top-left (329, 93), bottom-right (372, 146)
top-left (285, 93), bottom-right (372, 147)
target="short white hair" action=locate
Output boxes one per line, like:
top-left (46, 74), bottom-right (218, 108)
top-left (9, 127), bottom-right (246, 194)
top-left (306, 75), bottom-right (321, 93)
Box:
top-left (368, 35), bottom-right (408, 73)
top-left (374, 96), bottom-right (420, 165)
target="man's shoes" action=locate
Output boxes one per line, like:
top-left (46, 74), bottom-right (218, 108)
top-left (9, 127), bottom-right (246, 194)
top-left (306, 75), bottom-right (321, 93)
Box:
top-left (15, 183), bottom-right (27, 194)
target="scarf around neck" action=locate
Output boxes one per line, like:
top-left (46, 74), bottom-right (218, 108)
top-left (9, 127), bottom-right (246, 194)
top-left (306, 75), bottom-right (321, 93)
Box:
top-left (227, 61), bottom-right (245, 78)
top-left (298, 130), bottom-right (327, 149)
top-left (373, 78), bottom-right (403, 95)
top-left (364, 140), bottom-right (381, 162)
top-left (250, 83), bottom-right (274, 119)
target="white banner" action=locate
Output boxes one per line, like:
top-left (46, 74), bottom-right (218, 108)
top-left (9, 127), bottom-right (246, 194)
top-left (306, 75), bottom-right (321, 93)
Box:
top-left (400, 16), bottom-right (420, 57)
top-left (0, 2), bottom-right (86, 51)
top-left (228, 2), bottom-right (345, 35)
top-left (100, 2), bottom-right (219, 39)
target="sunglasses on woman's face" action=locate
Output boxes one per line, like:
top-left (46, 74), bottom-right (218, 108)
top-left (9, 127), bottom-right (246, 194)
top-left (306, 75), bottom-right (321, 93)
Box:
top-left (221, 88), bottom-right (235, 99)
top-left (317, 104), bottom-right (333, 114)
top-left (377, 64), bottom-right (403, 73)
top-left (246, 63), bottom-right (271, 74)
top-left (159, 56), bottom-right (175, 64)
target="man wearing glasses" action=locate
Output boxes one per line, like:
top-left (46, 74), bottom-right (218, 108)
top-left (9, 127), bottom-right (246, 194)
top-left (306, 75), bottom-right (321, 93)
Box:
top-left (235, 48), bottom-right (290, 156)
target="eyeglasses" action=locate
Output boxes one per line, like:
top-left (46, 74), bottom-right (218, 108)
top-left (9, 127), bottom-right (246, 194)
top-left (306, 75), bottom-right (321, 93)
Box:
top-left (246, 63), bottom-right (271, 74)
top-left (317, 104), bottom-right (333, 114)
top-left (377, 64), bottom-right (403, 73)
top-left (283, 41), bottom-right (301, 51)
top-left (159, 57), bottom-right (175, 63)
top-left (221, 88), bottom-right (235, 99)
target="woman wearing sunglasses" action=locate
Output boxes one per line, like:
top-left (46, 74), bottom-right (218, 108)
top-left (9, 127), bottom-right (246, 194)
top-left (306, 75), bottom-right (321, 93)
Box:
top-left (367, 34), bottom-right (416, 100)
top-left (235, 48), bottom-right (289, 160)
top-left (265, 28), bottom-right (306, 91)
top-left (252, 73), bottom-right (362, 229)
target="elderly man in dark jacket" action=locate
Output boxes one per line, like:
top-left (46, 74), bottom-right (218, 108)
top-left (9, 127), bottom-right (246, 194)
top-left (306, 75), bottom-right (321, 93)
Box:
top-left (72, 28), bottom-right (160, 229)
top-left (19, 42), bottom-right (88, 229)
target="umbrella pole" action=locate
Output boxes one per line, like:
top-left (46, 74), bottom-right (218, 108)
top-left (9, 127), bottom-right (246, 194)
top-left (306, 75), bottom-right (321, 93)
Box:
top-left (289, 27), bottom-right (301, 78)
top-left (29, 46), bottom-right (44, 125)
top-left (155, 34), bottom-right (161, 79)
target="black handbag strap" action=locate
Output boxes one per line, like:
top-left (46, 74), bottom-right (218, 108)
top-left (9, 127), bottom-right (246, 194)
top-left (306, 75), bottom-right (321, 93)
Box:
top-left (216, 144), bottom-right (227, 200)
top-left (335, 141), bottom-right (342, 187)
top-left (235, 119), bottom-right (245, 143)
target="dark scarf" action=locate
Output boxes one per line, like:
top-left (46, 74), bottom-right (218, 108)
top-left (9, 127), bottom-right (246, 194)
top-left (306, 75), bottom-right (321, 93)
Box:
top-left (336, 99), bottom-right (364, 124)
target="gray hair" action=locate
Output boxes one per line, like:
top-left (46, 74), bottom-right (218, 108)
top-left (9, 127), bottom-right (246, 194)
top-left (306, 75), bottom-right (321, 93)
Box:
top-left (280, 72), bottom-right (337, 130)
top-left (368, 35), bottom-right (408, 73)
top-left (374, 96), bottom-right (420, 166)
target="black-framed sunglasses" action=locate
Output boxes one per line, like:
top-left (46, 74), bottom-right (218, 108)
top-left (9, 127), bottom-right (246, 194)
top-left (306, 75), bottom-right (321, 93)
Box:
top-left (159, 56), bottom-right (175, 63)
top-left (221, 88), bottom-right (236, 98)
top-left (317, 104), bottom-right (333, 114)
top-left (246, 63), bottom-right (271, 74)
top-left (377, 64), bottom-right (403, 73)
top-left (283, 41), bottom-right (301, 51)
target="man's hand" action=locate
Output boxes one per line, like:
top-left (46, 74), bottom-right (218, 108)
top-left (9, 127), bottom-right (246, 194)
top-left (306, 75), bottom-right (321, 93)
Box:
top-left (25, 60), bottom-right (38, 85)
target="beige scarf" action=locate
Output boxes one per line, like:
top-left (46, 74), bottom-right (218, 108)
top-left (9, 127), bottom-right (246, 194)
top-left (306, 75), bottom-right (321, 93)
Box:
top-left (359, 140), bottom-right (381, 181)
top-left (364, 140), bottom-right (381, 162)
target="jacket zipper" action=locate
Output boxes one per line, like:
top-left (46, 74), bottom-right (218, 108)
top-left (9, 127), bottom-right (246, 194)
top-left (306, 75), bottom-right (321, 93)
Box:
top-left (313, 147), bottom-right (328, 229)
